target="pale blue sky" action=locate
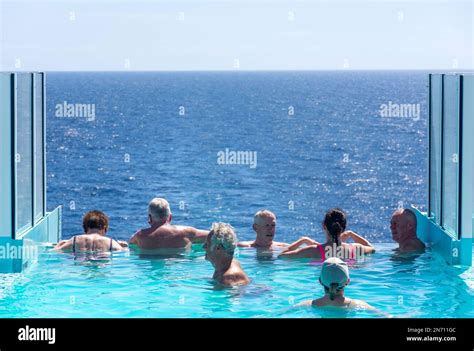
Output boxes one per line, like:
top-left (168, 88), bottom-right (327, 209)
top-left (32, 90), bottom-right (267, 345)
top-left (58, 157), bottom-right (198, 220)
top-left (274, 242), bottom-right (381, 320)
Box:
top-left (0, 0), bottom-right (472, 71)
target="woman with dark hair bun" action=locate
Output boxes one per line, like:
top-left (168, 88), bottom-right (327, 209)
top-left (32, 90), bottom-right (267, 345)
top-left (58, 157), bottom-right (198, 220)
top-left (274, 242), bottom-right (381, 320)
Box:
top-left (323, 208), bottom-right (347, 247)
top-left (279, 208), bottom-right (375, 260)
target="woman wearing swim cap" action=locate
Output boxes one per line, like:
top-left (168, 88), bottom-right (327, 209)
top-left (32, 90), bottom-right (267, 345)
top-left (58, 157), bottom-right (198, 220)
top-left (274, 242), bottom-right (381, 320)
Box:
top-left (298, 257), bottom-right (374, 309)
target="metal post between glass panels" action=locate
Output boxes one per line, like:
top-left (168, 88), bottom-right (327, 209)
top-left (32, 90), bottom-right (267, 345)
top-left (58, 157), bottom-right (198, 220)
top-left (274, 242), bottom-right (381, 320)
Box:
top-left (11, 73), bottom-right (17, 239)
top-left (32, 73), bottom-right (36, 228)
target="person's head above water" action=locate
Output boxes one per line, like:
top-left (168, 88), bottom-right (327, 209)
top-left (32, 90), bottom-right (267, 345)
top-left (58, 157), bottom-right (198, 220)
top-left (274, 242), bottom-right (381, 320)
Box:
top-left (82, 210), bottom-right (109, 236)
top-left (390, 208), bottom-right (425, 252)
top-left (204, 222), bottom-right (237, 266)
top-left (148, 197), bottom-right (172, 226)
top-left (323, 208), bottom-right (347, 246)
top-left (252, 210), bottom-right (276, 245)
top-left (295, 256), bottom-right (375, 310)
top-left (390, 208), bottom-right (417, 243)
top-left (204, 222), bottom-right (249, 287)
top-left (319, 257), bottom-right (350, 300)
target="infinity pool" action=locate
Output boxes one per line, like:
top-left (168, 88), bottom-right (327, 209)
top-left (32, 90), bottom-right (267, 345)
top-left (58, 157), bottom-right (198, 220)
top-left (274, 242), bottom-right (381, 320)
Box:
top-left (0, 243), bottom-right (472, 318)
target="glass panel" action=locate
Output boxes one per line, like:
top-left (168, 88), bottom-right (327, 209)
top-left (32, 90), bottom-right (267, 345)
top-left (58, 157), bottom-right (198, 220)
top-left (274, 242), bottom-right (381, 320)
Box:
top-left (0, 74), bottom-right (13, 237)
top-left (429, 75), bottom-right (442, 224)
top-left (16, 73), bottom-right (33, 232)
top-left (442, 75), bottom-right (460, 237)
top-left (34, 73), bottom-right (44, 221)
top-left (464, 77), bottom-right (474, 236)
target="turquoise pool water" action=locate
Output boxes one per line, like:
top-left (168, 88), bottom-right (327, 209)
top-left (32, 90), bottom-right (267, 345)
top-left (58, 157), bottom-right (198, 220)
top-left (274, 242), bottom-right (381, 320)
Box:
top-left (0, 243), bottom-right (472, 318)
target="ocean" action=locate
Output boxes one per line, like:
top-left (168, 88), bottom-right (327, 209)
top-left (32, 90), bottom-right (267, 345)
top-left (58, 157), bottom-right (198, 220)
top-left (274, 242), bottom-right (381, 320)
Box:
top-left (46, 71), bottom-right (428, 243)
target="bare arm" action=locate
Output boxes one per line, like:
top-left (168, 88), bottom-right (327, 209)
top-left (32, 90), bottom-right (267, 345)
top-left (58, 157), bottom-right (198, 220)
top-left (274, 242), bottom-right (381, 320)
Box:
top-left (237, 241), bottom-right (252, 248)
top-left (128, 231), bottom-right (139, 245)
top-left (273, 242), bottom-right (290, 248)
top-left (283, 237), bottom-right (319, 252)
top-left (112, 240), bottom-right (129, 251)
top-left (117, 240), bottom-right (129, 248)
top-left (341, 231), bottom-right (375, 254)
top-left (186, 227), bottom-right (209, 243)
top-left (279, 245), bottom-right (320, 259)
top-left (54, 239), bottom-right (73, 251)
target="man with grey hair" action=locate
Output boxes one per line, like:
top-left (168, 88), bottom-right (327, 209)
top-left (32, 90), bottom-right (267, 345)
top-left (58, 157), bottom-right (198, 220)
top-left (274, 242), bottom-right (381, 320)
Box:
top-left (390, 208), bottom-right (426, 253)
top-left (238, 210), bottom-right (289, 249)
top-left (129, 198), bottom-right (209, 254)
top-left (204, 222), bottom-right (250, 287)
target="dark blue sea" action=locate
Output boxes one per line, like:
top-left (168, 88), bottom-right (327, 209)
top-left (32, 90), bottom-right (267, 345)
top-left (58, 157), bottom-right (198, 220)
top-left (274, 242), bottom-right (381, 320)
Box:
top-left (46, 71), bottom-right (428, 243)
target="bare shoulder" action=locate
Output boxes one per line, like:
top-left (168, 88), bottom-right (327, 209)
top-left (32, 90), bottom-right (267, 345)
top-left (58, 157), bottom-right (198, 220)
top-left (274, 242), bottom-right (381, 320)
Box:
top-left (412, 238), bottom-right (426, 249)
top-left (133, 228), bottom-right (147, 237)
top-left (313, 298), bottom-right (325, 307)
top-left (295, 300), bottom-right (314, 307)
top-left (221, 272), bottom-right (249, 286)
top-left (402, 239), bottom-right (426, 253)
top-left (222, 262), bottom-right (249, 286)
top-left (352, 299), bottom-right (374, 310)
top-left (129, 230), bottom-right (142, 244)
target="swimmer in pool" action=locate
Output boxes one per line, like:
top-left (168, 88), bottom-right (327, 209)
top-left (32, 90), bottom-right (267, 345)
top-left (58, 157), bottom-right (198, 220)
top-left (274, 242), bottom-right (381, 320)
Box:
top-left (54, 210), bottom-right (127, 252)
top-left (297, 257), bottom-right (374, 309)
top-left (204, 222), bottom-right (250, 287)
top-left (390, 208), bottom-right (426, 253)
top-left (237, 210), bottom-right (289, 249)
top-left (279, 208), bottom-right (375, 260)
top-left (128, 198), bottom-right (209, 254)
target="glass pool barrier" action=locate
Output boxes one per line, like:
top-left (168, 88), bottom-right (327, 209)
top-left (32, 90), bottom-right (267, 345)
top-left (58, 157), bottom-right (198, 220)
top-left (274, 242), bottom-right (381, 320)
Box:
top-left (0, 72), bottom-right (61, 273)
top-left (413, 73), bottom-right (473, 266)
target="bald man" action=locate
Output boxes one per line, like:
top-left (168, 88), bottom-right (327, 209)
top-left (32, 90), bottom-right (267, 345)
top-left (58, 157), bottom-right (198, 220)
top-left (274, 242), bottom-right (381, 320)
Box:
top-left (390, 208), bottom-right (426, 253)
